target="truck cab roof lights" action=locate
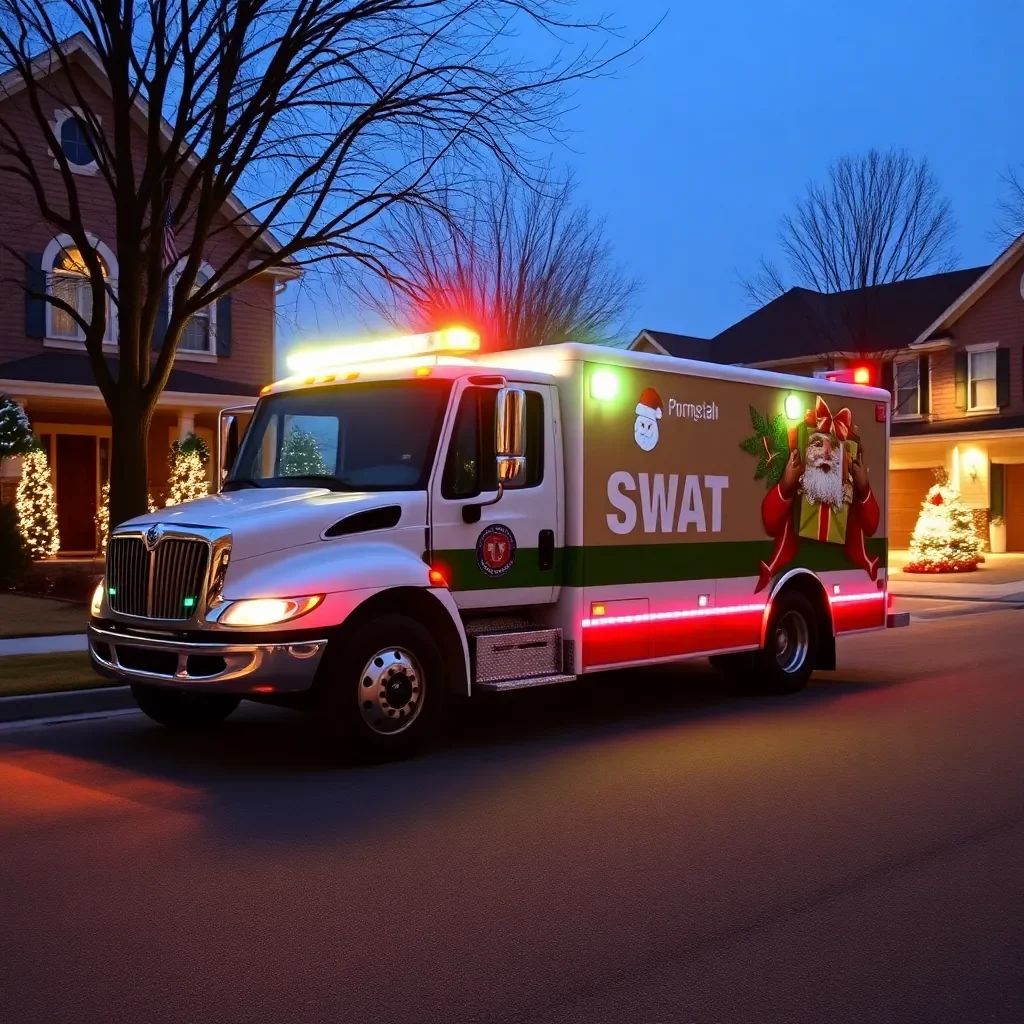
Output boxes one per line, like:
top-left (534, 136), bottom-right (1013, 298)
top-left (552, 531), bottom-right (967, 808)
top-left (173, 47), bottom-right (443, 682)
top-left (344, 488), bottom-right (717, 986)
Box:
top-left (285, 327), bottom-right (480, 376)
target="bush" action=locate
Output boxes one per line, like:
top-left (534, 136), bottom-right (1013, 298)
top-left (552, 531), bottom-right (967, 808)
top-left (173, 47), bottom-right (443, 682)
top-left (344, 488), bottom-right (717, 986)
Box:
top-left (0, 502), bottom-right (31, 587)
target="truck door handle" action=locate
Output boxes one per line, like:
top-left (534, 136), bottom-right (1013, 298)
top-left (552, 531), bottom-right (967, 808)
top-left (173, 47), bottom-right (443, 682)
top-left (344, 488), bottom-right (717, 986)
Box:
top-left (538, 529), bottom-right (554, 570)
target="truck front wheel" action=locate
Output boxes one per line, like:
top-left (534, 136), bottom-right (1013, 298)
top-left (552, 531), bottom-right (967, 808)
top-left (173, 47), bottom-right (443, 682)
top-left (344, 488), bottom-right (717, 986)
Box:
top-left (131, 685), bottom-right (241, 728)
top-left (317, 614), bottom-right (444, 761)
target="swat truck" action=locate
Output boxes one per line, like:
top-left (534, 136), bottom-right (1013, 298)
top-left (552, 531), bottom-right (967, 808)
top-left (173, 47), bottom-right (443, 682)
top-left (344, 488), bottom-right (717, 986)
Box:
top-left (89, 329), bottom-right (901, 758)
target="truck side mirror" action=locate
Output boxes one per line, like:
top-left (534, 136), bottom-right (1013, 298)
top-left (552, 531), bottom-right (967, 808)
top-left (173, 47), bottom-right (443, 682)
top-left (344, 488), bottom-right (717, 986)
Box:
top-left (495, 387), bottom-right (526, 484)
top-left (220, 415), bottom-right (239, 485)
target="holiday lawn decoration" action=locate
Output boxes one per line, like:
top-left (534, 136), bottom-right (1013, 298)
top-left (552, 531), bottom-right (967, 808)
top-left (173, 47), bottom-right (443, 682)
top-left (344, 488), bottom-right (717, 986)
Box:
top-left (279, 426), bottom-right (329, 477)
top-left (0, 394), bottom-right (32, 459)
top-left (96, 483), bottom-right (158, 548)
top-left (904, 470), bottom-right (982, 573)
top-left (16, 444), bottom-right (59, 558)
top-left (744, 395), bottom-right (880, 592)
top-left (166, 432), bottom-right (210, 506)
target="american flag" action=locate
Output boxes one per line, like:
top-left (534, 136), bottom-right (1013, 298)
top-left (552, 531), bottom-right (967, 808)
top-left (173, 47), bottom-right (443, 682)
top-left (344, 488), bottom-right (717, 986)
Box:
top-left (162, 204), bottom-right (178, 268)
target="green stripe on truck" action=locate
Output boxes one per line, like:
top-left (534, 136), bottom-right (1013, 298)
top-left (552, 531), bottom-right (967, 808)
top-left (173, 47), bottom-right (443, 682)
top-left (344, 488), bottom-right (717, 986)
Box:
top-left (434, 538), bottom-right (888, 590)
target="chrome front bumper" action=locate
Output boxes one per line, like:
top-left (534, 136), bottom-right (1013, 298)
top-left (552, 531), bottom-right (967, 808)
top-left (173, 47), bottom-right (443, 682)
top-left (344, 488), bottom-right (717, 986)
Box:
top-left (88, 625), bottom-right (328, 694)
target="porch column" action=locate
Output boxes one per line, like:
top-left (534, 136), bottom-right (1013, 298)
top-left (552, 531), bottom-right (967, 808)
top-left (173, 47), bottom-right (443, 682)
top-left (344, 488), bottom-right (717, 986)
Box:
top-left (178, 410), bottom-right (196, 442)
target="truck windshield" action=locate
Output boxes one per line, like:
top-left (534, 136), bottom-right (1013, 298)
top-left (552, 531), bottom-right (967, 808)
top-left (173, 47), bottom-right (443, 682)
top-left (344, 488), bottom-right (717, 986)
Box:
top-left (226, 380), bottom-right (453, 491)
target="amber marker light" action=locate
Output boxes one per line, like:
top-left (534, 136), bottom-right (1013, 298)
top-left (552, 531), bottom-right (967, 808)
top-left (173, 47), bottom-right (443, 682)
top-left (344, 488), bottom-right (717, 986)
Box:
top-left (591, 603), bottom-right (606, 617)
top-left (428, 568), bottom-right (448, 587)
top-left (414, 366), bottom-right (432, 377)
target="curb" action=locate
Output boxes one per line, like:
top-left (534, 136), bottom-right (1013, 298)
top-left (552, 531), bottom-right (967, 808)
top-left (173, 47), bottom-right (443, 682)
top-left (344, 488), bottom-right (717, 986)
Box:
top-left (0, 685), bottom-right (134, 724)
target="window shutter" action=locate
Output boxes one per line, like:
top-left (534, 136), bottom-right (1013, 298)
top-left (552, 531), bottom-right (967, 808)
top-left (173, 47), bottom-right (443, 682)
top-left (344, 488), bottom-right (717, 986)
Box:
top-left (153, 284), bottom-right (169, 352)
top-left (996, 347), bottom-right (1010, 408)
top-left (24, 252), bottom-right (46, 338)
top-left (881, 360), bottom-right (894, 399)
top-left (918, 356), bottom-right (930, 415)
top-left (954, 351), bottom-right (968, 409)
top-left (215, 294), bottom-right (232, 357)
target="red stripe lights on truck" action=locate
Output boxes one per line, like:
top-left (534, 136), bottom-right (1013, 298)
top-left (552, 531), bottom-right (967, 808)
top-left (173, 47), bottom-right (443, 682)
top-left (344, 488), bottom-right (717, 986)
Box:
top-left (581, 590), bottom-right (885, 628)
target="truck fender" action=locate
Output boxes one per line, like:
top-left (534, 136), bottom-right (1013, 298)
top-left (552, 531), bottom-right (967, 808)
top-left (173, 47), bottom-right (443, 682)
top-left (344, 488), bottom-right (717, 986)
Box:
top-left (342, 586), bottom-right (472, 699)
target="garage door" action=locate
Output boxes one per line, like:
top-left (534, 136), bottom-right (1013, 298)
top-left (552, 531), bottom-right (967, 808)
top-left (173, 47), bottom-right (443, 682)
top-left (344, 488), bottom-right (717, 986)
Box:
top-left (1006, 465), bottom-right (1024, 552)
top-left (889, 468), bottom-right (935, 549)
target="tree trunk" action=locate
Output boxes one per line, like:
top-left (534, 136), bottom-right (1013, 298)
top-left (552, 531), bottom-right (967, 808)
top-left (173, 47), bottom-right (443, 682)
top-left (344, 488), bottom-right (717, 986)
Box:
top-left (109, 397), bottom-right (153, 529)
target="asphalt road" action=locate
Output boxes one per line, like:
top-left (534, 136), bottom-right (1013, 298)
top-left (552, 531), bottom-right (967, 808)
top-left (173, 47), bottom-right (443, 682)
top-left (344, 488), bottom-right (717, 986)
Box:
top-left (2, 602), bottom-right (1023, 1023)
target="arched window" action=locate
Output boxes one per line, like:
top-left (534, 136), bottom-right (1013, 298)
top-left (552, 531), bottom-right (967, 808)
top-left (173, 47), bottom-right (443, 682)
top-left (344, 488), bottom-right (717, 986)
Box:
top-left (173, 261), bottom-right (217, 355)
top-left (42, 235), bottom-right (118, 343)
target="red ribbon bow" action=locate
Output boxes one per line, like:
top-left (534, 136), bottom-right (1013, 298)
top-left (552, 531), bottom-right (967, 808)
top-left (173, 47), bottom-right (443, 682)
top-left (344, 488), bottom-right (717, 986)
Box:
top-left (806, 396), bottom-right (852, 441)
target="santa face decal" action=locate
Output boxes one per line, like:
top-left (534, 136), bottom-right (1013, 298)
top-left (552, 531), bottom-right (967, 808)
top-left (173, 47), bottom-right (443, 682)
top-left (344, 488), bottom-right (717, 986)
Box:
top-left (800, 431), bottom-right (848, 511)
top-left (634, 388), bottom-right (663, 451)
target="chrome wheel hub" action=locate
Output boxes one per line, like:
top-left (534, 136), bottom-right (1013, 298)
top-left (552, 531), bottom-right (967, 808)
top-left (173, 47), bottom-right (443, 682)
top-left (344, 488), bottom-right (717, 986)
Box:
top-left (774, 611), bottom-right (809, 674)
top-left (358, 647), bottom-right (424, 735)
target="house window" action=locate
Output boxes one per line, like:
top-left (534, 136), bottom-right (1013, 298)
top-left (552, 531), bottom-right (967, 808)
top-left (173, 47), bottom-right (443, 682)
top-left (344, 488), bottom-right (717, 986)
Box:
top-left (47, 244), bottom-right (115, 342)
top-left (968, 349), bottom-right (998, 411)
top-left (174, 263), bottom-right (217, 355)
top-left (893, 360), bottom-right (921, 417)
top-left (60, 117), bottom-right (96, 168)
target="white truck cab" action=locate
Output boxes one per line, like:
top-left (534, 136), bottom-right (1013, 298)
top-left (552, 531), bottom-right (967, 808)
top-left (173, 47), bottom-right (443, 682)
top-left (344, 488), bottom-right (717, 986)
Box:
top-left (89, 330), bottom-right (904, 758)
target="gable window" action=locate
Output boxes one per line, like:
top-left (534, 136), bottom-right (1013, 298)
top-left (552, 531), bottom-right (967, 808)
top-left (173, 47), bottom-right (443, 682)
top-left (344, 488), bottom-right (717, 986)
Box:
top-left (172, 262), bottom-right (217, 355)
top-left (893, 359), bottom-right (921, 417)
top-left (42, 235), bottom-right (118, 343)
top-left (968, 349), bottom-right (998, 411)
top-left (50, 108), bottom-right (99, 175)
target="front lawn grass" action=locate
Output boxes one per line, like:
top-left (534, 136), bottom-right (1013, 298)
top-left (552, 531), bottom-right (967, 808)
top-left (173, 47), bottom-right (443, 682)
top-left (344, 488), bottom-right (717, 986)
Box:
top-left (0, 652), bottom-right (113, 698)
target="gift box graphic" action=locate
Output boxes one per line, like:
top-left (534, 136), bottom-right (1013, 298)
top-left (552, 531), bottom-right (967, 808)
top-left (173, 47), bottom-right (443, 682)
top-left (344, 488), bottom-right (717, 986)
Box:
top-left (787, 397), bottom-right (859, 545)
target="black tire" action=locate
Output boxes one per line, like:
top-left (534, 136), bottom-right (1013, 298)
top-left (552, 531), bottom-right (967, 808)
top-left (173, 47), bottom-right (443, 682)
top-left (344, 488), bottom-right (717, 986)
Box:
top-left (751, 590), bottom-right (819, 695)
top-left (710, 651), bottom-right (757, 689)
top-left (131, 684), bottom-right (240, 728)
top-left (316, 613), bottom-right (445, 762)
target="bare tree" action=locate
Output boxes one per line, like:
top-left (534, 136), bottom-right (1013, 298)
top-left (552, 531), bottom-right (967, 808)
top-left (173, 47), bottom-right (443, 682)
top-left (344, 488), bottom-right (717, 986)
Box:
top-left (0, 0), bottom-right (638, 525)
top-left (363, 167), bottom-right (635, 349)
top-left (743, 149), bottom-right (958, 308)
top-left (993, 164), bottom-right (1024, 244)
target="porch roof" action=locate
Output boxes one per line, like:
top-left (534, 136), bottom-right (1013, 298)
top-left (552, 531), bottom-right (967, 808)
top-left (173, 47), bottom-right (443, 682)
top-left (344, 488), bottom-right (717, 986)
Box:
top-left (0, 352), bottom-right (260, 399)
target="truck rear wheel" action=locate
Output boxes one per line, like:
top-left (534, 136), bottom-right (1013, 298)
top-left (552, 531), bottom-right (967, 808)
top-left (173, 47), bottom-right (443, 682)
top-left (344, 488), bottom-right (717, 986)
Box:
top-left (317, 614), bottom-right (444, 761)
top-left (131, 685), bottom-right (240, 728)
top-left (753, 590), bottom-right (818, 695)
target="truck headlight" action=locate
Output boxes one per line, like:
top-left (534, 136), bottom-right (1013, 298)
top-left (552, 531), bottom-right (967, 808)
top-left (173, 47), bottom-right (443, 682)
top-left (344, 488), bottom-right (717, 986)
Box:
top-left (217, 596), bottom-right (324, 627)
top-left (90, 583), bottom-right (104, 617)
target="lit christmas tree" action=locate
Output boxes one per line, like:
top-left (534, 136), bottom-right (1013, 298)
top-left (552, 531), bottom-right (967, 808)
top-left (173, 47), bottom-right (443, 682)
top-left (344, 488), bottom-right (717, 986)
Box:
top-left (279, 426), bottom-right (328, 476)
top-left (905, 468), bottom-right (983, 573)
top-left (166, 432), bottom-right (210, 506)
top-left (16, 444), bottom-right (60, 558)
top-left (0, 394), bottom-right (32, 458)
top-left (96, 483), bottom-right (157, 549)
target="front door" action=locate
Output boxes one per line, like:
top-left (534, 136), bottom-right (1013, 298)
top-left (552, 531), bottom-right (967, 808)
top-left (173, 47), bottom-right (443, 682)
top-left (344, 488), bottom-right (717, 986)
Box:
top-left (430, 381), bottom-right (561, 609)
top-left (55, 434), bottom-right (98, 553)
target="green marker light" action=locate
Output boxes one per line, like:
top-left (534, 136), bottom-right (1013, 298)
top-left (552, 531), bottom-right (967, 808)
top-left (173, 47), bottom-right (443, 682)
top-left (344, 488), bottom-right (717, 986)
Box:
top-left (590, 368), bottom-right (619, 401)
top-left (785, 393), bottom-right (802, 421)
top-left (108, 587), bottom-right (117, 596)
top-left (183, 596), bottom-right (196, 609)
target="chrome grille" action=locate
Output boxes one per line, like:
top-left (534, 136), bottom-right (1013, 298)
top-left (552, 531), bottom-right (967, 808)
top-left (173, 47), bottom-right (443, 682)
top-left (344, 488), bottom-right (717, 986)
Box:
top-left (107, 534), bottom-right (211, 620)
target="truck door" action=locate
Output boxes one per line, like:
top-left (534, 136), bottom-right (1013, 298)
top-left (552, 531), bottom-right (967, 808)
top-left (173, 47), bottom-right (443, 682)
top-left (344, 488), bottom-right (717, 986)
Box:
top-left (430, 380), bottom-right (562, 609)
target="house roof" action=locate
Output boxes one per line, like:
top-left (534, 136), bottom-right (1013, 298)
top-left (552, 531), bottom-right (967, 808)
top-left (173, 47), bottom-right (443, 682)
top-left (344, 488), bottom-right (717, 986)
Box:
top-left (705, 268), bottom-right (988, 366)
top-left (632, 330), bottom-right (711, 359)
top-left (0, 33), bottom-right (299, 274)
top-left (911, 233), bottom-right (1024, 344)
top-left (0, 353), bottom-right (260, 397)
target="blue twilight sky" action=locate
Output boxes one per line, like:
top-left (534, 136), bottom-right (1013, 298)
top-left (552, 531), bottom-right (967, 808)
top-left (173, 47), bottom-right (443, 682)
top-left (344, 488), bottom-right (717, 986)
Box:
top-left (277, 0), bottom-right (1023, 366)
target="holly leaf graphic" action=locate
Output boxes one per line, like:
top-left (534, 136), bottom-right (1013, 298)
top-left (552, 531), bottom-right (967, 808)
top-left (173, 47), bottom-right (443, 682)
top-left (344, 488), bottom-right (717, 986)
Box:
top-left (741, 407), bottom-right (789, 490)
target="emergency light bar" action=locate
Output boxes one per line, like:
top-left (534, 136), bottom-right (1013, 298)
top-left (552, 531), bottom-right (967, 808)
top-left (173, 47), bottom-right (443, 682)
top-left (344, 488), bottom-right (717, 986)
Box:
top-left (286, 327), bottom-right (480, 375)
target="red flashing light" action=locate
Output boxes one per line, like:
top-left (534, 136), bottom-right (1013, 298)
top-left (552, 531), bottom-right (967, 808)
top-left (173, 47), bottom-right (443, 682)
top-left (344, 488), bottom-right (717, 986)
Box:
top-left (428, 568), bottom-right (448, 587)
top-left (853, 366), bottom-right (871, 385)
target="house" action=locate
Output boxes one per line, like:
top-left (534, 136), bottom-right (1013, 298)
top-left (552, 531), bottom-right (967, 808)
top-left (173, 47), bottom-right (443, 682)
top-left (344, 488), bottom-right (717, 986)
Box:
top-left (0, 36), bottom-right (297, 554)
top-left (631, 245), bottom-right (1024, 551)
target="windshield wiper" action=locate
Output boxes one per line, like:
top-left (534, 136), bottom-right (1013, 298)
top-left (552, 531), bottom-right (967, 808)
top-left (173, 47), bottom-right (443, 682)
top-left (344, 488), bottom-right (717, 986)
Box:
top-left (222, 478), bottom-right (267, 491)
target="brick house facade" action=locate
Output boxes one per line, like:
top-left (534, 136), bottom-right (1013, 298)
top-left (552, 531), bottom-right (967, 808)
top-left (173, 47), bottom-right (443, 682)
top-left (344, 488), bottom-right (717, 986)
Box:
top-left (631, 244), bottom-right (1024, 551)
top-left (0, 39), bottom-right (296, 553)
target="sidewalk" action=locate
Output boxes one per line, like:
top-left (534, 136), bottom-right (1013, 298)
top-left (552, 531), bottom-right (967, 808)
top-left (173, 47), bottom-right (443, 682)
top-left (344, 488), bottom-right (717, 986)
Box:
top-left (888, 550), bottom-right (1024, 601)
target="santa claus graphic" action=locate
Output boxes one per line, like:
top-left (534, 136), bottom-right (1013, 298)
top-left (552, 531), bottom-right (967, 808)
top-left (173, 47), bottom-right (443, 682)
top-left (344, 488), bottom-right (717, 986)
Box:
top-left (756, 398), bottom-right (880, 593)
top-left (634, 387), bottom-right (663, 451)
